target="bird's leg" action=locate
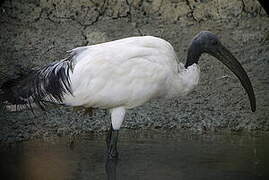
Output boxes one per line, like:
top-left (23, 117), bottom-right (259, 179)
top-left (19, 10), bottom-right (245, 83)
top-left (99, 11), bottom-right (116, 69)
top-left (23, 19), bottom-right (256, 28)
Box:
top-left (106, 124), bottom-right (113, 149)
top-left (107, 127), bottom-right (119, 159)
top-left (105, 157), bottom-right (118, 180)
top-left (107, 107), bottom-right (125, 159)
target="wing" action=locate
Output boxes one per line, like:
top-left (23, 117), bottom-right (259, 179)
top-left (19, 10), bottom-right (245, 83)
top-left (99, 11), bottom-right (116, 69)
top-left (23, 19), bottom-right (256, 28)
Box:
top-left (69, 36), bottom-right (178, 67)
top-left (63, 36), bottom-right (179, 108)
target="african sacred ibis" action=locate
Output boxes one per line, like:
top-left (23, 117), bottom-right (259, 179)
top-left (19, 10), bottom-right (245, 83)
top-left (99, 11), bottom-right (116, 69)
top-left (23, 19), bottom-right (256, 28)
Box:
top-left (0, 31), bottom-right (256, 159)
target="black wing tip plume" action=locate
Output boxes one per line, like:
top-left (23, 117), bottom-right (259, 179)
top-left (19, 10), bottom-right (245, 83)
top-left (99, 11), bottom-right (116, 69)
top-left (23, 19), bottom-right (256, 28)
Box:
top-left (30, 58), bottom-right (73, 109)
top-left (0, 58), bottom-right (73, 111)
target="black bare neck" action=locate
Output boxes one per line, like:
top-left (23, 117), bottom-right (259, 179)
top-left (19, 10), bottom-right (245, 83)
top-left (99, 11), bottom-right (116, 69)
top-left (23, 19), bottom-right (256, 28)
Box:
top-left (185, 41), bottom-right (203, 68)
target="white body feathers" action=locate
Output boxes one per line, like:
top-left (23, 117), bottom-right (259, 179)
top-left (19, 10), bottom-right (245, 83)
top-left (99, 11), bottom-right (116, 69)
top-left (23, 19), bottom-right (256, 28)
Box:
top-left (64, 36), bottom-right (200, 109)
top-left (61, 36), bottom-right (199, 130)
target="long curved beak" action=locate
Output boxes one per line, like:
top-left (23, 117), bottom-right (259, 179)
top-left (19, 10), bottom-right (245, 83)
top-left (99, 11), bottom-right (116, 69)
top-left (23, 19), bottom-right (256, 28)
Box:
top-left (208, 44), bottom-right (256, 112)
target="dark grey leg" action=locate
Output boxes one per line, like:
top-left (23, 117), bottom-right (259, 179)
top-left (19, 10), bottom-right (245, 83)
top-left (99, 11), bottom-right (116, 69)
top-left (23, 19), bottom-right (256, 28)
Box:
top-left (106, 124), bottom-right (119, 159)
top-left (105, 158), bottom-right (118, 180)
top-left (106, 124), bottom-right (113, 149)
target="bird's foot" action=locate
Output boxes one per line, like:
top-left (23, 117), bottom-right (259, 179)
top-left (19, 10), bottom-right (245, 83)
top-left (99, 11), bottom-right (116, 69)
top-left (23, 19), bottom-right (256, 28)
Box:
top-left (107, 147), bottom-right (118, 159)
top-left (107, 151), bottom-right (119, 159)
top-left (106, 126), bottom-right (119, 159)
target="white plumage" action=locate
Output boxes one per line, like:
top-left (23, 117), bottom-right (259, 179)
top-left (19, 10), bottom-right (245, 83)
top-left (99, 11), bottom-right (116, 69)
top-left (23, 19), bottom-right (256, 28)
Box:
top-left (63, 36), bottom-right (200, 129)
top-left (65, 37), bottom-right (199, 107)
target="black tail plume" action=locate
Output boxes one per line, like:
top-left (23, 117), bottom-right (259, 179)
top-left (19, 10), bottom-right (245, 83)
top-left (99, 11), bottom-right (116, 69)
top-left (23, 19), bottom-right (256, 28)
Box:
top-left (0, 57), bottom-right (73, 110)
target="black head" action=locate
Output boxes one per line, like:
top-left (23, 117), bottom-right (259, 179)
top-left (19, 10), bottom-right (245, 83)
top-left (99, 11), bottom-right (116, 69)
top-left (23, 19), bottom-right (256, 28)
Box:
top-left (185, 31), bottom-right (221, 68)
top-left (185, 31), bottom-right (256, 112)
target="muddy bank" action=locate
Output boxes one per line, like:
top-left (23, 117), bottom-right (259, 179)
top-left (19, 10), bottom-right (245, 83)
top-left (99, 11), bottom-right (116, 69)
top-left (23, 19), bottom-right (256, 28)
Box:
top-left (0, 0), bottom-right (269, 142)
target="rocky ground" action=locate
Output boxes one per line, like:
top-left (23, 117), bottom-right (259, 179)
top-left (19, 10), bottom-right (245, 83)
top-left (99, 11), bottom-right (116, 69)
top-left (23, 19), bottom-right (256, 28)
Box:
top-left (0, 0), bottom-right (268, 143)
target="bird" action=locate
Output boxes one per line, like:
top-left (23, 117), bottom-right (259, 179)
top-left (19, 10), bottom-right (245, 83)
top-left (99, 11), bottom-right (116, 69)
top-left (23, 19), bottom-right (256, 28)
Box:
top-left (0, 31), bottom-right (256, 159)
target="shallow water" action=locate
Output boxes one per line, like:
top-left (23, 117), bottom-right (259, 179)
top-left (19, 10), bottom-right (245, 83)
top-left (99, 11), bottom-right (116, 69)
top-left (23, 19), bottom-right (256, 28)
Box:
top-left (0, 130), bottom-right (269, 180)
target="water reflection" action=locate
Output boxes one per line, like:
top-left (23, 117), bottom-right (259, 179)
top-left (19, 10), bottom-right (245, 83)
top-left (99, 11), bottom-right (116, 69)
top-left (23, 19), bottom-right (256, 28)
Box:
top-left (0, 130), bottom-right (269, 180)
top-left (105, 159), bottom-right (118, 180)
